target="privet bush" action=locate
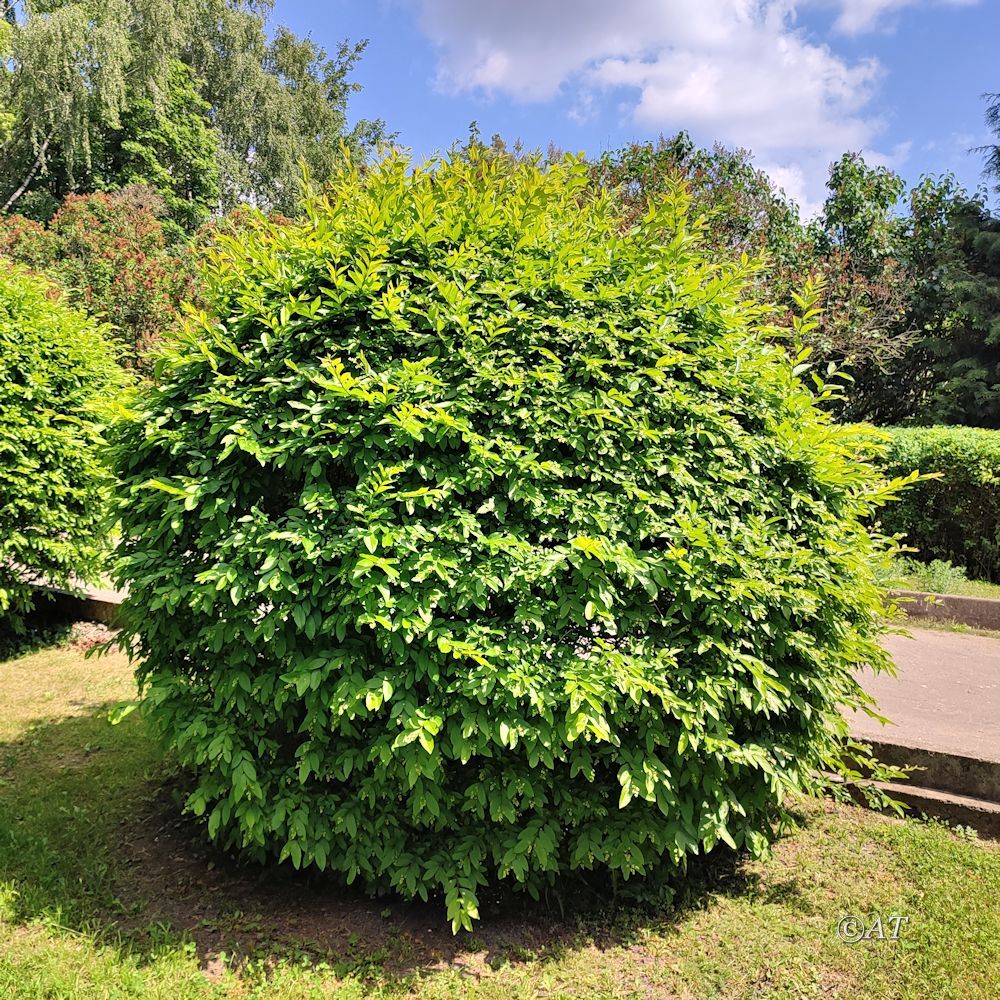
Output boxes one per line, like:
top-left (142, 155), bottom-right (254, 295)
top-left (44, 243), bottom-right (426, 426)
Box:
top-left (113, 152), bottom-right (909, 930)
top-left (0, 268), bottom-right (122, 632)
top-left (881, 426), bottom-right (1000, 582)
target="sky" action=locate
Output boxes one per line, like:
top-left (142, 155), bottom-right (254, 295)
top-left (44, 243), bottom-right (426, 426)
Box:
top-left (274, 0), bottom-right (997, 217)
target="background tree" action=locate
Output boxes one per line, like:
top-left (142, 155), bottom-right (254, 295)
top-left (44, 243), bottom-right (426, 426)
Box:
top-left (591, 141), bottom-right (917, 414)
top-left (908, 184), bottom-right (1000, 426)
top-left (188, 13), bottom-right (385, 213)
top-left (813, 156), bottom-right (1000, 429)
top-left (100, 60), bottom-right (220, 235)
top-left (805, 153), bottom-right (916, 422)
top-left (591, 133), bottom-right (806, 272)
top-left (558, 135), bottom-right (1000, 428)
top-left (977, 91), bottom-right (1000, 190)
top-left (0, 0), bottom-right (383, 226)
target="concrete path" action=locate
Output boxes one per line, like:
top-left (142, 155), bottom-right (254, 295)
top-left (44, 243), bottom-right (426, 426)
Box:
top-left (853, 629), bottom-right (1000, 764)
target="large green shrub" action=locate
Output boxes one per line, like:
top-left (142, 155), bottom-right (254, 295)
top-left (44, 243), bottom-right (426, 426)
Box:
top-left (113, 152), bottom-right (907, 930)
top-left (0, 268), bottom-right (123, 632)
top-left (881, 426), bottom-right (1000, 582)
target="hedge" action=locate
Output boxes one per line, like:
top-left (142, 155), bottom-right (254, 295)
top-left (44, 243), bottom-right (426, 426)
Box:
top-left (880, 426), bottom-right (1000, 583)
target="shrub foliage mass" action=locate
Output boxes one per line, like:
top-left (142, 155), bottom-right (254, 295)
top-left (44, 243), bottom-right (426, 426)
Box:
top-left (114, 153), bottom-right (903, 930)
top-left (881, 426), bottom-right (1000, 582)
top-left (0, 268), bottom-right (121, 632)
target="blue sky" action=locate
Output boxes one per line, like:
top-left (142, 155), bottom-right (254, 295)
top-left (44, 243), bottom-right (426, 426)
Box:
top-left (275, 0), bottom-right (996, 216)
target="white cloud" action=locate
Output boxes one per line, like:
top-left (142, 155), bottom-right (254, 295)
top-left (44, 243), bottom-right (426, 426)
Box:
top-left (417, 1), bottom-right (890, 207)
top-left (860, 139), bottom-right (913, 170)
top-left (832, 0), bottom-right (977, 35)
top-left (590, 33), bottom-right (881, 154)
top-left (760, 162), bottom-right (825, 218)
top-left (415, 0), bottom-right (976, 207)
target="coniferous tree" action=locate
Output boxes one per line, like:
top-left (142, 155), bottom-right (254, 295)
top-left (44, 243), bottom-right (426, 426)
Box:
top-left (914, 192), bottom-right (1000, 427)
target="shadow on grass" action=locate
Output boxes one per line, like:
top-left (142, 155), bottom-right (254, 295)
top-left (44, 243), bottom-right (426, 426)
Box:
top-left (0, 705), bottom-right (812, 987)
top-left (0, 609), bottom-right (75, 661)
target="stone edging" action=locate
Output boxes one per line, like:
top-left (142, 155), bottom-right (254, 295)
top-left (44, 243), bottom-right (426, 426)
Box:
top-left (34, 587), bottom-right (122, 627)
top-left (29, 583), bottom-right (1000, 633)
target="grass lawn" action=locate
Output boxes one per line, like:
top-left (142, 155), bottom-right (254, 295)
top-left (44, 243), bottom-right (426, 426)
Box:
top-left (904, 618), bottom-right (1000, 641)
top-left (947, 579), bottom-right (1000, 600)
top-left (1, 639), bottom-right (998, 999)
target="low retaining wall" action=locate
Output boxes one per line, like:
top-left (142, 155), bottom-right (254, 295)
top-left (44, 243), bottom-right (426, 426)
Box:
top-left (893, 589), bottom-right (1000, 632)
top-left (32, 588), bottom-right (122, 627)
top-left (864, 738), bottom-right (1000, 802)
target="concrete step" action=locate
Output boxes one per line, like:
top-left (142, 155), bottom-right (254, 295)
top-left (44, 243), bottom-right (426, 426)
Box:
top-left (865, 779), bottom-right (1000, 839)
top-left (865, 738), bottom-right (1000, 803)
top-left (849, 735), bottom-right (1000, 839)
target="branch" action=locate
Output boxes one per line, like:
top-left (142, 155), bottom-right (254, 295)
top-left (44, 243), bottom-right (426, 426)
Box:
top-left (2, 132), bottom-right (51, 213)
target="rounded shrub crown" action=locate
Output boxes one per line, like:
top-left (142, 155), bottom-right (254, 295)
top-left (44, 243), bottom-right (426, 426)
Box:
top-left (0, 267), bottom-right (122, 631)
top-left (114, 152), bottom-right (902, 930)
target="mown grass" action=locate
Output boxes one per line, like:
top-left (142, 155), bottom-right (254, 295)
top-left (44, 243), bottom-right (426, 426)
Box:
top-left (1, 639), bottom-right (998, 998)
top-left (904, 618), bottom-right (1000, 640)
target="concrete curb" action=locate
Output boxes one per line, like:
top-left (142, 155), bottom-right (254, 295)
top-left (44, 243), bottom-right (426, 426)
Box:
top-left (892, 588), bottom-right (1000, 631)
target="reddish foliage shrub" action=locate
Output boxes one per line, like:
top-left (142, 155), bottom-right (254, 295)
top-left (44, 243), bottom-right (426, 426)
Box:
top-left (0, 188), bottom-right (197, 368)
top-left (0, 215), bottom-right (56, 269)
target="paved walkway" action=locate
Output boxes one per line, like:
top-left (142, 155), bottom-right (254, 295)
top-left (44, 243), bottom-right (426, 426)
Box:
top-left (854, 629), bottom-right (1000, 763)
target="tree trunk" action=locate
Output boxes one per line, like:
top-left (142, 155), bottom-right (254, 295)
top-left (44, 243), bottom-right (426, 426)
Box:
top-left (2, 134), bottom-right (51, 213)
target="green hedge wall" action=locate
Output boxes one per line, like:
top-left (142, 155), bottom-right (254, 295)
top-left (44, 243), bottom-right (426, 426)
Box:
top-left (881, 426), bottom-right (1000, 583)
